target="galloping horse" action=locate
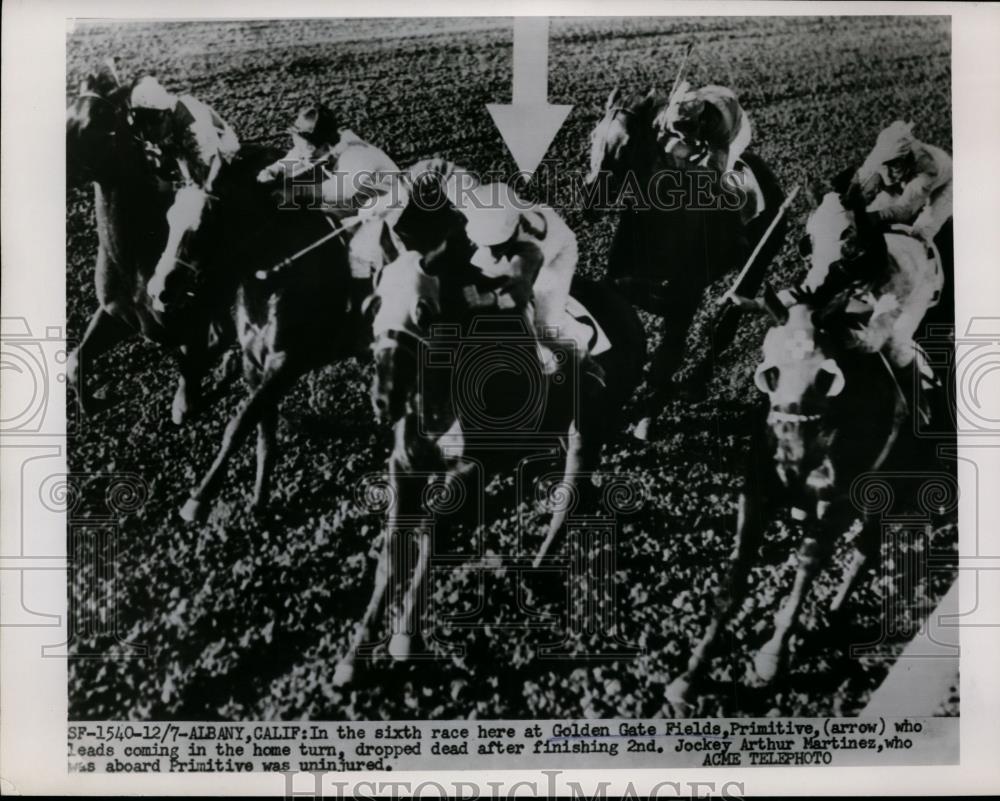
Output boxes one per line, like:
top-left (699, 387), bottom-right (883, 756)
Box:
top-left (584, 87), bottom-right (787, 428)
top-left (664, 177), bottom-right (946, 711)
top-left (66, 64), bottom-right (228, 423)
top-left (149, 166), bottom-right (359, 521)
top-left (332, 207), bottom-right (646, 686)
top-left (665, 290), bottom-right (911, 713)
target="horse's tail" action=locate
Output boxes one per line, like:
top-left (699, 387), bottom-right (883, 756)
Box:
top-left (738, 151), bottom-right (788, 298)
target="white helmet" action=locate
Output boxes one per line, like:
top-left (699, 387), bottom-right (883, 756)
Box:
top-left (460, 182), bottom-right (522, 246)
top-left (871, 120), bottom-right (915, 164)
top-left (131, 76), bottom-right (175, 111)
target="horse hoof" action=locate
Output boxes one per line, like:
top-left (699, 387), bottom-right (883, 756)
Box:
top-left (665, 676), bottom-right (692, 705)
top-left (388, 633), bottom-right (412, 662)
top-left (753, 647), bottom-right (782, 683)
top-left (665, 677), bottom-right (696, 716)
top-left (633, 418), bottom-right (652, 441)
top-left (332, 661), bottom-right (354, 688)
top-left (179, 497), bottom-right (204, 523)
top-left (171, 403), bottom-right (188, 426)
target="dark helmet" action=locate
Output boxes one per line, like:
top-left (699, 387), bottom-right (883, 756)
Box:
top-left (287, 103), bottom-right (340, 145)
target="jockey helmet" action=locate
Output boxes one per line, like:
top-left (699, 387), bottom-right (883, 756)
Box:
top-left (871, 120), bottom-right (916, 165)
top-left (288, 103), bottom-right (340, 145)
top-left (460, 183), bottom-right (522, 246)
top-left (131, 76), bottom-right (176, 111)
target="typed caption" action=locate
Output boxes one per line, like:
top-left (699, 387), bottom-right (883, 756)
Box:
top-left (68, 717), bottom-right (956, 772)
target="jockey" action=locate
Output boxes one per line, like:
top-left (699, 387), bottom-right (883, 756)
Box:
top-left (258, 103), bottom-right (403, 337)
top-left (130, 76), bottom-right (240, 189)
top-left (654, 82), bottom-right (752, 175)
top-left (456, 182), bottom-right (580, 375)
top-left (255, 103), bottom-right (342, 185)
top-left (855, 120), bottom-right (953, 244)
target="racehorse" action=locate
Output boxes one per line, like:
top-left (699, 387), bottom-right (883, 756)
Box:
top-left (664, 289), bottom-right (911, 713)
top-left (157, 133), bottom-right (411, 521)
top-left (332, 205), bottom-right (646, 686)
top-left (584, 86), bottom-right (787, 431)
top-left (66, 63), bottom-right (228, 423)
top-left (153, 166), bottom-right (360, 521)
top-left (663, 177), bottom-right (945, 712)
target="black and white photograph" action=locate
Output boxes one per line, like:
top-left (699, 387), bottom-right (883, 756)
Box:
top-left (7, 2), bottom-right (1000, 792)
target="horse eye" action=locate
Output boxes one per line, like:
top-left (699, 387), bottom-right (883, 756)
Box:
top-left (839, 229), bottom-right (852, 242)
top-left (797, 235), bottom-right (811, 258)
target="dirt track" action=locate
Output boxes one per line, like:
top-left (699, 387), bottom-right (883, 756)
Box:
top-left (66, 16), bottom-right (956, 720)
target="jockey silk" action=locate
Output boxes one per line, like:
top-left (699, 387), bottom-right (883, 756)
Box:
top-left (858, 135), bottom-right (953, 240)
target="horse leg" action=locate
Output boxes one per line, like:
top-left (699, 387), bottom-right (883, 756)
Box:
top-left (171, 339), bottom-right (208, 426)
top-left (179, 352), bottom-right (295, 522)
top-left (635, 289), bottom-right (700, 439)
top-left (251, 403), bottom-right (279, 512)
top-left (533, 421), bottom-right (584, 567)
top-left (388, 522), bottom-right (432, 661)
top-left (754, 529), bottom-right (832, 682)
top-left (666, 486), bottom-right (765, 713)
top-left (333, 521), bottom-right (391, 687)
top-left (67, 307), bottom-right (131, 415)
top-left (831, 513), bottom-right (879, 614)
top-left (335, 446), bottom-right (425, 682)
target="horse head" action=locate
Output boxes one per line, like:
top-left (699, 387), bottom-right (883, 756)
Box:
top-left (147, 183), bottom-right (218, 311)
top-left (754, 301), bottom-right (847, 486)
top-left (366, 251), bottom-right (442, 425)
top-left (394, 161), bottom-right (470, 259)
top-left (66, 61), bottom-right (134, 185)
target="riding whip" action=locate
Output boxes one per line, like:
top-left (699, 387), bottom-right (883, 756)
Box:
top-left (719, 184), bottom-right (801, 306)
top-left (254, 214), bottom-right (364, 282)
top-left (669, 41), bottom-right (695, 100)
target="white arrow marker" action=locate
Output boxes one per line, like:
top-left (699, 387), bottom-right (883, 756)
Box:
top-left (487, 17), bottom-right (573, 179)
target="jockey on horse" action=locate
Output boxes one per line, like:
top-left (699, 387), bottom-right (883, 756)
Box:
top-left (456, 182), bottom-right (590, 378)
top-left (795, 121), bottom-right (952, 369)
top-left (784, 176), bottom-right (947, 423)
top-left (255, 102), bottom-right (405, 349)
top-left (654, 80), bottom-right (753, 178)
top-left (130, 75), bottom-right (241, 190)
top-left (855, 120), bottom-right (953, 246)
